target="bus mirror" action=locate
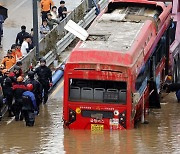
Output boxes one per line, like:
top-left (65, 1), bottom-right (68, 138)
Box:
top-left (133, 93), bottom-right (140, 105)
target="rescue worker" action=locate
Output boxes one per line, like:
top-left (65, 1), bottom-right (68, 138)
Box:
top-left (16, 60), bottom-right (23, 76)
top-left (25, 71), bottom-right (42, 111)
top-left (15, 44), bottom-right (23, 59)
top-left (12, 76), bottom-right (27, 121)
top-left (35, 58), bottom-right (52, 104)
top-left (11, 44), bottom-right (23, 60)
top-left (1, 69), bottom-right (14, 117)
top-left (11, 44), bottom-right (17, 62)
top-left (22, 84), bottom-right (38, 126)
top-left (1, 50), bottom-right (16, 69)
top-left (9, 65), bottom-right (22, 84)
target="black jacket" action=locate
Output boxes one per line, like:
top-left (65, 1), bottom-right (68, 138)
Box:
top-left (22, 95), bottom-right (34, 111)
top-left (1, 75), bottom-right (13, 95)
top-left (12, 82), bottom-right (27, 100)
top-left (15, 31), bottom-right (29, 45)
top-left (58, 6), bottom-right (67, 21)
top-left (25, 78), bottom-right (41, 96)
top-left (35, 66), bottom-right (52, 83)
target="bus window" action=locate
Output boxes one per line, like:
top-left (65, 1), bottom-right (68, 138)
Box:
top-left (135, 62), bottom-right (149, 92)
top-left (154, 35), bottom-right (167, 66)
top-left (69, 79), bottom-right (127, 104)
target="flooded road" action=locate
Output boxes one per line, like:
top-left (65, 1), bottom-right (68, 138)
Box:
top-left (0, 1), bottom-right (180, 153)
top-left (0, 79), bottom-right (180, 153)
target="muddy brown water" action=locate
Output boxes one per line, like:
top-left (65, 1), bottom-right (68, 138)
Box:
top-left (0, 93), bottom-right (180, 153)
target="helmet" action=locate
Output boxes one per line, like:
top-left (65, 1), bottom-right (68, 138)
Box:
top-left (40, 58), bottom-right (46, 63)
top-left (28, 71), bottom-right (34, 78)
top-left (26, 84), bottom-right (33, 91)
top-left (16, 60), bottom-right (22, 66)
top-left (11, 44), bottom-right (16, 50)
top-left (0, 64), bottom-right (4, 69)
top-left (2, 69), bottom-right (9, 74)
top-left (14, 65), bottom-right (20, 71)
top-left (7, 50), bottom-right (12, 54)
top-left (17, 76), bottom-right (23, 82)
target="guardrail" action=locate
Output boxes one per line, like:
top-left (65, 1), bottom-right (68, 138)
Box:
top-left (10, 0), bottom-right (108, 72)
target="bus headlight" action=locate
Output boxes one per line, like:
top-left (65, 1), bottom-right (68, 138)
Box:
top-left (114, 110), bottom-right (119, 116)
top-left (76, 107), bottom-right (81, 114)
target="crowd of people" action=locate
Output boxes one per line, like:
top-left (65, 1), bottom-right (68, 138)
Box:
top-left (0, 0), bottom-right (70, 50)
top-left (0, 0), bottom-right (70, 126)
top-left (0, 25), bottom-right (33, 70)
top-left (40, 0), bottom-right (70, 39)
top-left (0, 58), bottom-right (52, 127)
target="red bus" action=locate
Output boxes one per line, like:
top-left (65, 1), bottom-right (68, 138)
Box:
top-left (63, 0), bottom-right (173, 130)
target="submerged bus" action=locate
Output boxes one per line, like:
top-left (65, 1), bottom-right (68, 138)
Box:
top-left (63, 0), bottom-right (174, 130)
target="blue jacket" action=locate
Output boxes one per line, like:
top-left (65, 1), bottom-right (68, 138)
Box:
top-left (23, 91), bottom-right (37, 110)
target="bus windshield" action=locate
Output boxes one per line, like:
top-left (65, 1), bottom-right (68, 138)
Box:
top-left (69, 79), bottom-right (127, 104)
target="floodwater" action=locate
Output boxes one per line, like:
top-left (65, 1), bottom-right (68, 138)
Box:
top-left (0, 91), bottom-right (180, 153)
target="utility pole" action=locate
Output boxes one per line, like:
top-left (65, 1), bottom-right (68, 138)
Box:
top-left (33, 0), bottom-right (39, 61)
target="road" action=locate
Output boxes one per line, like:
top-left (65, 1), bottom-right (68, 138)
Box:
top-left (0, 0), bottom-right (81, 60)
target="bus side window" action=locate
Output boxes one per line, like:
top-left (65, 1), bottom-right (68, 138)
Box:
top-left (135, 62), bottom-right (149, 91)
top-left (154, 34), bottom-right (167, 67)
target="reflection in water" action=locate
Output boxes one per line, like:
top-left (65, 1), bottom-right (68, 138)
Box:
top-left (0, 94), bottom-right (180, 153)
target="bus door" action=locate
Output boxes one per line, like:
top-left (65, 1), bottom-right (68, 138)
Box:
top-left (149, 56), bottom-right (161, 108)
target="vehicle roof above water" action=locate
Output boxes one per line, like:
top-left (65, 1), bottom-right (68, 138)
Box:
top-left (79, 4), bottom-right (159, 52)
top-left (67, 2), bottom-right (167, 67)
top-left (80, 20), bottom-right (144, 52)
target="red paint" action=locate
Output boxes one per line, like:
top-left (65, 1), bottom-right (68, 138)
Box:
top-left (63, 0), bottom-right (173, 130)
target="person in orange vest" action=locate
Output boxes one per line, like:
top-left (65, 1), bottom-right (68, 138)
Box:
top-left (1, 50), bottom-right (16, 69)
top-left (11, 44), bottom-right (22, 60)
top-left (11, 44), bottom-right (17, 62)
top-left (15, 44), bottom-right (23, 59)
top-left (40, 0), bottom-right (54, 22)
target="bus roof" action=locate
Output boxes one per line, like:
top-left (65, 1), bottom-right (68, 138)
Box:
top-left (80, 20), bottom-right (144, 52)
top-left (67, 1), bottom-right (171, 67)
